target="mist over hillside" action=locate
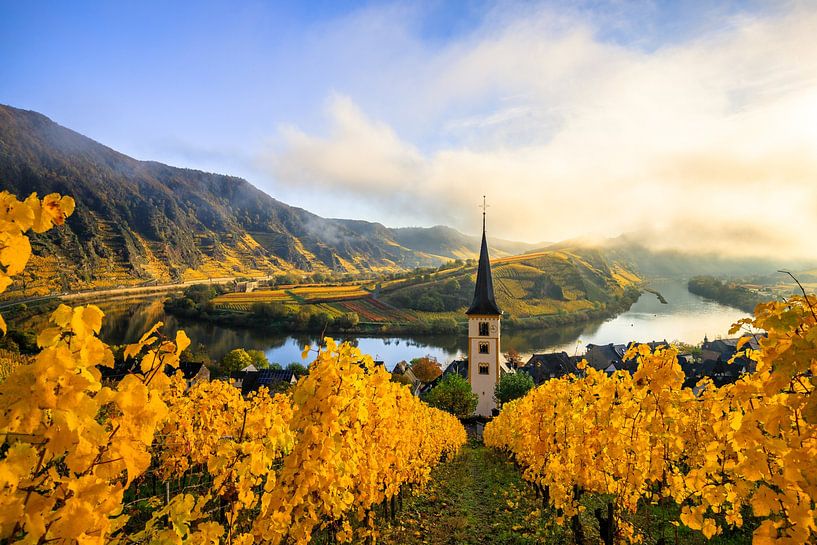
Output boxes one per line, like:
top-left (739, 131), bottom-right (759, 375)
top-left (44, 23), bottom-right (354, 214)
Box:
top-left (545, 235), bottom-right (817, 279)
top-left (0, 104), bottom-right (531, 294)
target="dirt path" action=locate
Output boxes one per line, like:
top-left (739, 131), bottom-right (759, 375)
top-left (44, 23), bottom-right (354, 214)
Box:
top-left (379, 443), bottom-right (559, 545)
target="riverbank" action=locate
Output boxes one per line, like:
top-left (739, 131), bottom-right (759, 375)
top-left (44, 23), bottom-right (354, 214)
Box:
top-left (162, 286), bottom-right (642, 337)
top-left (687, 276), bottom-right (770, 313)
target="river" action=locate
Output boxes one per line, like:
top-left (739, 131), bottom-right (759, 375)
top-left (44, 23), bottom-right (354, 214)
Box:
top-left (19, 278), bottom-right (748, 370)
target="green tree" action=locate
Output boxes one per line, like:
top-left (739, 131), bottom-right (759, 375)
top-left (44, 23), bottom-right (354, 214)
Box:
top-left (184, 284), bottom-right (216, 307)
top-left (430, 318), bottom-right (458, 334)
top-left (245, 349), bottom-right (271, 369)
top-left (286, 362), bottom-right (309, 377)
top-left (308, 312), bottom-right (333, 331)
top-left (422, 374), bottom-right (478, 418)
top-left (220, 348), bottom-right (253, 373)
top-left (335, 312), bottom-right (360, 330)
top-left (494, 371), bottom-right (535, 408)
top-left (251, 301), bottom-right (287, 321)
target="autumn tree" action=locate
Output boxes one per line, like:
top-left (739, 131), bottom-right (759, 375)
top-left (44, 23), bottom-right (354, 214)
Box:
top-left (504, 348), bottom-right (523, 369)
top-left (410, 356), bottom-right (442, 383)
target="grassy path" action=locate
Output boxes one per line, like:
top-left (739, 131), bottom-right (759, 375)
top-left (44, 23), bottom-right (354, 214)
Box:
top-left (378, 443), bottom-right (753, 545)
top-left (379, 442), bottom-right (560, 545)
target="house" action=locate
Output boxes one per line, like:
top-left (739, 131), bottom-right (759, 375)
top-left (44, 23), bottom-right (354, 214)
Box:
top-left (518, 352), bottom-right (582, 385)
top-left (696, 335), bottom-right (762, 386)
top-left (98, 359), bottom-right (211, 389)
top-left (395, 362), bottom-right (419, 384)
top-left (585, 340), bottom-right (693, 377)
top-left (176, 361), bottom-right (210, 387)
top-left (237, 368), bottom-right (297, 396)
top-left (418, 359), bottom-right (467, 396)
top-left (584, 343), bottom-right (628, 371)
top-left (234, 281), bottom-right (259, 293)
top-left (701, 336), bottom-right (760, 367)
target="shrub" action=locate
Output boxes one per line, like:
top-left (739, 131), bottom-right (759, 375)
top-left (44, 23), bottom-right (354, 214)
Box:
top-left (494, 371), bottom-right (535, 407)
top-left (423, 374), bottom-right (478, 418)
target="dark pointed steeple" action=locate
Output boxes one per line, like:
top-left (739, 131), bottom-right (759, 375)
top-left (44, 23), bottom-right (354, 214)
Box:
top-left (466, 197), bottom-right (501, 315)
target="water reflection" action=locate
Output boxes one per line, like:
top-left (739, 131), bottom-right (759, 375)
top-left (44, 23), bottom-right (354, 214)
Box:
top-left (18, 278), bottom-right (748, 369)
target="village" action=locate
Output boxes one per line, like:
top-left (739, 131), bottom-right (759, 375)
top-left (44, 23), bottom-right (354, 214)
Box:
top-left (96, 207), bottom-right (765, 419)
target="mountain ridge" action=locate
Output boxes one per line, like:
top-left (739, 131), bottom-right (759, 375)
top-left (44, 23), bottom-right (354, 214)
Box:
top-left (0, 104), bottom-right (538, 296)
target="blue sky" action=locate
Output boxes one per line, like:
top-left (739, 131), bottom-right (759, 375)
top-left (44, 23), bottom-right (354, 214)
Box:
top-left (2, 1), bottom-right (815, 258)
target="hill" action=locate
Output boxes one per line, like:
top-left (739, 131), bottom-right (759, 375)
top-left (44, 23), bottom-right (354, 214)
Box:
top-left (545, 236), bottom-right (817, 278)
top-left (379, 246), bottom-right (640, 320)
top-left (0, 104), bottom-right (530, 296)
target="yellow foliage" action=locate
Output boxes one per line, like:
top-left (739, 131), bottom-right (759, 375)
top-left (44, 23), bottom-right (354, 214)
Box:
top-left (485, 296), bottom-right (817, 544)
top-left (0, 190), bottom-right (467, 544)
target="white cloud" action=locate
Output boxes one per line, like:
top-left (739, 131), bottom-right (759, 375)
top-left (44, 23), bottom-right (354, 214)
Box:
top-left (269, 95), bottom-right (425, 193)
top-left (261, 2), bottom-right (817, 260)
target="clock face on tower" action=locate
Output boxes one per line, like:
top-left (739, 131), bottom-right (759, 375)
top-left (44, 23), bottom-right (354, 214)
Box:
top-left (490, 324), bottom-right (497, 333)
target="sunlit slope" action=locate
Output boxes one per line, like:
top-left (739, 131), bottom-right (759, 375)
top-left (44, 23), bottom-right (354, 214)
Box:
top-left (0, 104), bottom-right (532, 297)
top-left (381, 247), bottom-right (640, 318)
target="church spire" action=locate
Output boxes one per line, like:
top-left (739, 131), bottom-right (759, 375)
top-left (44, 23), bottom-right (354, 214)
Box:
top-left (466, 196), bottom-right (501, 315)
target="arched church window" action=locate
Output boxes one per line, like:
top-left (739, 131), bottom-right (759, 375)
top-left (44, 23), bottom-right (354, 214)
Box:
top-left (478, 363), bottom-right (489, 375)
top-left (479, 322), bottom-right (489, 336)
top-left (479, 342), bottom-right (489, 354)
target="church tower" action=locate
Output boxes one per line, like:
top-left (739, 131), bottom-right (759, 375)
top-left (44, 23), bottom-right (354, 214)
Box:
top-left (467, 198), bottom-right (502, 417)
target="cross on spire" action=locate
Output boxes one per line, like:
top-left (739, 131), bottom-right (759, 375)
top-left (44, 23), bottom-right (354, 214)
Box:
top-left (479, 195), bottom-right (489, 230)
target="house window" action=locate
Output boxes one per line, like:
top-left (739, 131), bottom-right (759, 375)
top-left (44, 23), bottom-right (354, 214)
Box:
top-left (479, 342), bottom-right (489, 354)
top-left (479, 363), bottom-right (490, 375)
top-left (479, 322), bottom-right (490, 336)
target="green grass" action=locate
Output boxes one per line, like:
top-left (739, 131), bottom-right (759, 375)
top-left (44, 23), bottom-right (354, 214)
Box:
top-left (378, 442), bottom-right (563, 545)
top-left (377, 442), bottom-right (753, 545)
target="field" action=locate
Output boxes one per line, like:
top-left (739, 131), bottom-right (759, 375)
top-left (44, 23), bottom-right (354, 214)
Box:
top-left (211, 284), bottom-right (415, 323)
top-left (213, 285), bottom-right (370, 309)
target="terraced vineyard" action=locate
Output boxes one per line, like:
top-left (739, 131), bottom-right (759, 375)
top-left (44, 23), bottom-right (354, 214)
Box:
top-left (214, 285), bottom-right (370, 308)
top-left (380, 247), bottom-right (641, 318)
top-left (201, 245), bottom-right (640, 326)
top-left (211, 284), bottom-right (414, 322)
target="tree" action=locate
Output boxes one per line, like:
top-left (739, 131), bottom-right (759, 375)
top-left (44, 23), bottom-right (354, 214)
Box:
top-left (504, 348), bottom-right (523, 369)
top-left (220, 348), bottom-right (253, 373)
top-left (410, 356), bottom-right (442, 383)
top-left (245, 349), bottom-right (271, 369)
top-left (430, 318), bottom-right (458, 334)
top-left (286, 362), bottom-right (309, 377)
top-left (251, 301), bottom-right (287, 321)
top-left (494, 371), bottom-right (535, 407)
top-left (335, 312), bottom-right (360, 330)
top-left (184, 284), bottom-right (216, 307)
top-left (422, 374), bottom-right (478, 418)
top-left (308, 312), bottom-right (333, 331)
